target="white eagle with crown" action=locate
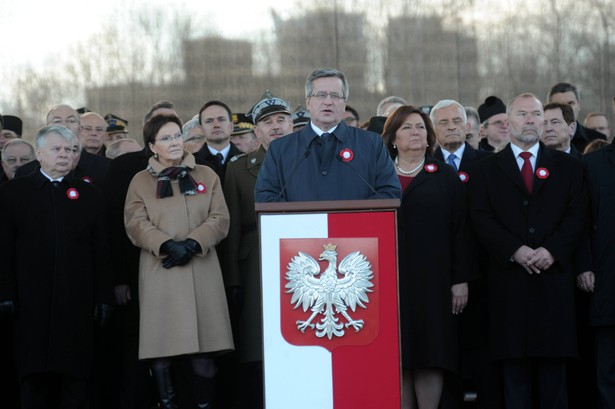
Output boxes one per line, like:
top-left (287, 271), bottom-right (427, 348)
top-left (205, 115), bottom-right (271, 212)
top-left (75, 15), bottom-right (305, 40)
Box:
top-left (284, 243), bottom-right (374, 339)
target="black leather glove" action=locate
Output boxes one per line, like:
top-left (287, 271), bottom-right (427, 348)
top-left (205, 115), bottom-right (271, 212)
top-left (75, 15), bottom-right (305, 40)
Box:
top-left (0, 300), bottom-right (17, 318)
top-left (94, 303), bottom-right (113, 327)
top-left (182, 239), bottom-right (202, 256)
top-left (161, 239), bottom-right (188, 269)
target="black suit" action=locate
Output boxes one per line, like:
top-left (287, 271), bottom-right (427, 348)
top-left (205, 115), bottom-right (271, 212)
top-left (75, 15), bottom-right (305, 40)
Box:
top-left (100, 148), bottom-right (156, 409)
top-left (571, 122), bottom-right (606, 153)
top-left (193, 142), bottom-right (241, 185)
top-left (584, 142), bottom-right (615, 408)
top-left (468, 143), bottom-right (589, 409)
top-left (435, 144), bottom-right (500, 409)
top-left (0, 171), bottom-right (112, 408)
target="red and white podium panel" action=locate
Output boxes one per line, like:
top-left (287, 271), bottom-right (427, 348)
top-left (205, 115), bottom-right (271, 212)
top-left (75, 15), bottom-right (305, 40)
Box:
top-left (257, 200), bottom-right (401, 409)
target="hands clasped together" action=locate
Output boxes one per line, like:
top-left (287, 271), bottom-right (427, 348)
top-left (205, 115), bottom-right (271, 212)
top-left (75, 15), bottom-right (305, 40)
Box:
top-left (160, 239), bottom-right (202, 269)
top-left (513, 245), bottom-right (554, 274)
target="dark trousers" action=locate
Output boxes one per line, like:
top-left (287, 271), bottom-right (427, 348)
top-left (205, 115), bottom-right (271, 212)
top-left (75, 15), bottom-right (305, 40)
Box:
top-left (501, 358), bottom-right (568, 409)
top-left (21, 373), bottom-right (87, 409)
top-left (595, 325), bottom-right (615, 409)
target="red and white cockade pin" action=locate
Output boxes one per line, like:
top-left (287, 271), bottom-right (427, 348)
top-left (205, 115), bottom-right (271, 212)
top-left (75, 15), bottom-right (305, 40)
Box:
top-left (196, 183), bottom-right (207, 194)
top-left (81, 176), bottom-right (93, 184)
top-left (536, 168), bottom-right (549, 179)
top-left (339, 148), bottom-right (354, 162)
top-left (66, 188), bottom-right (80, 200)
top-left (424, 163), bottom-right (438, 173)
top-left (458, 171), bottom-right (469, 183)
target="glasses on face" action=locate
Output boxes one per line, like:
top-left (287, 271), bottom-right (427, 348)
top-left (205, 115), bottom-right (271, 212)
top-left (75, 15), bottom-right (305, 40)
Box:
top-left (156, 133), bottom-right (183, 144)
top-left (185, 135), bottom-right (205, 143)
top-left (309, 92), bottom-right (346, 102)
top-left (81, 126), bottom-right (106, 133)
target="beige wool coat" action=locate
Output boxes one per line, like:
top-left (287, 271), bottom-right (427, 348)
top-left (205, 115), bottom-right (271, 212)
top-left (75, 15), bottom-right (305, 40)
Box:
top-left (125, 153), bottom-right (233, 359)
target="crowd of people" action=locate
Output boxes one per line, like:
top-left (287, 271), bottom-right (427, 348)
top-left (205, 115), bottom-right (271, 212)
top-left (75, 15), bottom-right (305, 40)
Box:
top-left (0, 66), bottom-right (614, 409)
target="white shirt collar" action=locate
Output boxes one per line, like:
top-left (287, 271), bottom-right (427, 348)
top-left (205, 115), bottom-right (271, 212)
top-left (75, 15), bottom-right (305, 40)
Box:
top-left (310, 122), bottom-right (339, 137)
top-left (207, 144), bottom-right (232, 163)
top-left (39, 168), bottom-right (64, 182)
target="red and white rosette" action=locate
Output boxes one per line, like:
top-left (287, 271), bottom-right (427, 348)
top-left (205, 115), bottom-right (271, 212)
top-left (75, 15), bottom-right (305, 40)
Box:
top-left (458, 171), bottom-right (469, 183)
top-left (81, 176), bottom-right (93, 184)
top-left (536, 167), bottom-right (549, 179)
top-left (339, 148), bottom-right (354, 162)
top-left (66, 188), bottom-right (79, 200)
top-left (197, 183), bottom-right (207, 194)
top-left (424, 163), bottom-right (438, 173)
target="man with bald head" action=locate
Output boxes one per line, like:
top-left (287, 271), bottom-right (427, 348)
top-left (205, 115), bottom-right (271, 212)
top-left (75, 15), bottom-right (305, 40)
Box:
top-left (468, 93), bottom-right (589, 409)
top-left (79, 112), bottom-right (107, 155)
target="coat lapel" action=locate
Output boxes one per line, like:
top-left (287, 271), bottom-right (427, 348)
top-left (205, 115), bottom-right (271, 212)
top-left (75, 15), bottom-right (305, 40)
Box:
top-left (496, 144), bottom-right (528, 195)
top-left (533, 144), bottom-right (554, 195)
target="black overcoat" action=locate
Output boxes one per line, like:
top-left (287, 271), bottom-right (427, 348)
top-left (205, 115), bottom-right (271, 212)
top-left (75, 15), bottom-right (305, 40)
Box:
top-left (583, 142), bottom-right (615, 326)
top-left (0, 171), bottom-right (112, 379)
top-left (467, 143), bottom-right (589, 360)
top-left (398, 157), bottom-right (473, 372)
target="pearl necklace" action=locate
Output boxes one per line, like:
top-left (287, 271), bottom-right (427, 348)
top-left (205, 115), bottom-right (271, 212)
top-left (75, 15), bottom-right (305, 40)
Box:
top-left (395, 156), bottom-right (425, 175)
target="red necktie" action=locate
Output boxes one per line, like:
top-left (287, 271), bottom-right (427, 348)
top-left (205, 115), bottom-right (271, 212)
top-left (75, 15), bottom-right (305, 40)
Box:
top-left (519, 151), bottom-right (533, 193)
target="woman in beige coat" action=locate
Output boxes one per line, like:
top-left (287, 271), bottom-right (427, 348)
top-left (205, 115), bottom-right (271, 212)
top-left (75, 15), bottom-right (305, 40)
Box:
top-left (125, 114), bottom-right (233, 409)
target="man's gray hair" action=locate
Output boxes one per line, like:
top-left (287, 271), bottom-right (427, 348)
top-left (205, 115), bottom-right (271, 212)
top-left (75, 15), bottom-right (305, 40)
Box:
top-left (1, 138), bottom-right (35, 161)
top-left (376, 96), bottom-right (408, 116)
top-left (305, 68), bottom-right (349, 100)
top-left (182, 116), bottom-right (201, 141)
top-left (35, 125), bottom-right (76, 149)
top-left (465, 107), bottom-right (480, 132)
top-left (430, 99), bottom-right (467, 125)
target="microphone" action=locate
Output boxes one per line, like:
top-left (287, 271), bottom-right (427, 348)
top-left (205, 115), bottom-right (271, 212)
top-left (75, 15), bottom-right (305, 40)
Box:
top-left (335, 154), bottom-right (381, 198)
top-left (278, 140), bottom-right (316, 199)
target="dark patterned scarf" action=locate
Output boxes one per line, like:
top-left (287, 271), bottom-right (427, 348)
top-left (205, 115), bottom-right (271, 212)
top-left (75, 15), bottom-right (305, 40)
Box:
top-left (148, 166), bottom-right (197, 199)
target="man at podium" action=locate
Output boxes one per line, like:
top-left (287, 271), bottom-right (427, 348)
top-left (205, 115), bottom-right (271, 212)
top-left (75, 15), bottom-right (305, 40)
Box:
top-left (255, 68), bottom-right (401, 202)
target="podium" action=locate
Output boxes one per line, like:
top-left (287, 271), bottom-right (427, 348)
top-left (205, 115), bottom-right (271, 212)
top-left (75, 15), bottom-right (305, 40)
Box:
top-left (256, 199), bottom-right (401, 409)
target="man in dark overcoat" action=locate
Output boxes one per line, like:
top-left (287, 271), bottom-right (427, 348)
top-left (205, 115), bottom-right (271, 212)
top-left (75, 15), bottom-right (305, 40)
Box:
top-left (467, 93), bottom-right (589, 409)
top-left (583, 140), bottom-right (615, 409)
top-left (0, 125), bottom-right (112, 409)
top-left (431, 99), bottom-right (497, 409)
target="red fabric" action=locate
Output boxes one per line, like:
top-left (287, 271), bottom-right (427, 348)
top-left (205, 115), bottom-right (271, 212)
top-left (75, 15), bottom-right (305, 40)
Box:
top-left (520, 152), bottom-right (533, 193)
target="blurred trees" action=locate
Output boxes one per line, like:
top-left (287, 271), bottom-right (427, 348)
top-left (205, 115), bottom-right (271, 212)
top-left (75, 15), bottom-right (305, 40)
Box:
top-left (2, 0), bottom-right (614, 140)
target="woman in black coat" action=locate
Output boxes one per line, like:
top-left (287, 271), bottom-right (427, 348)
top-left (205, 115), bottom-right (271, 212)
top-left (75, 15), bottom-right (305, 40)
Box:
top-left (382, 106), bottom-right (473, 409)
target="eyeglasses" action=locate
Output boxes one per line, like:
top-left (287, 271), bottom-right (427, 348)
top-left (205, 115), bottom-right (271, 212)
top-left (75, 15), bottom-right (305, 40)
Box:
top-left (185, 135), bottom-right (205, 143)
top-left (81, 126), bottom-right (106, 133)
top-left (309, 92), bottom-right (346, 102)
top-left (156, 133), bottom-right (183, 144)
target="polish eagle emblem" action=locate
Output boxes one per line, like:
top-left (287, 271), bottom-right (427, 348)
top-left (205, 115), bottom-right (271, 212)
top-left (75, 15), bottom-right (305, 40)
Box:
top-left (284, 243), bottom-right (374, 339)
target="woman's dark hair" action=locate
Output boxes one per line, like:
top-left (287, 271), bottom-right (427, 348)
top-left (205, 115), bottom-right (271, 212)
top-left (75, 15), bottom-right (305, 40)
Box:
top-left (143, 114), bottom-right (183, 155)
top-left (382, 105), bottom-right (436, 157)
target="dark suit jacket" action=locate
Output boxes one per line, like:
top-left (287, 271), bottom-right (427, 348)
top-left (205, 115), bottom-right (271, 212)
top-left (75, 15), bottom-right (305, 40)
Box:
top-left (583, 142), bottom-right (615, 326)
top-left (468, 143), bottom-right (589, 360)
top-left (434, 142), bottom-right (491, 179)
top-left (435, 142), bottom-right (492, 347)
top-left (0, 171), bottom-right (112, 379)
top-left (572, 122), bottom-right (606, 153)
top-left (102, 149), bottom-right (149, 334)
top-left (221, 146), bottom-right (266, 362)
top-left (193, 142), bottom-right (241, 185)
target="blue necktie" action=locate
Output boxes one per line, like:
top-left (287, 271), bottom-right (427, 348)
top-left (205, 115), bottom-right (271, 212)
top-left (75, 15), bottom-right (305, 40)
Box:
top-left (447, 154), bottom-right (458, 171)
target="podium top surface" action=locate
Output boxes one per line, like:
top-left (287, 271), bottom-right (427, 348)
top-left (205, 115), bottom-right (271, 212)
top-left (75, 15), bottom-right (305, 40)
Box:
top-left (255, 198), bottom-right (400, 214)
